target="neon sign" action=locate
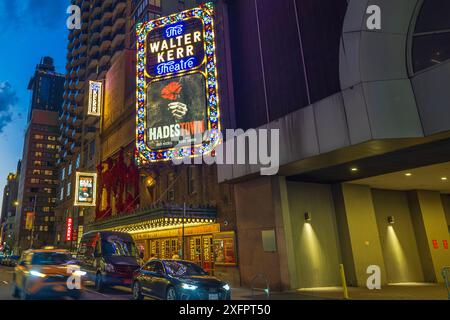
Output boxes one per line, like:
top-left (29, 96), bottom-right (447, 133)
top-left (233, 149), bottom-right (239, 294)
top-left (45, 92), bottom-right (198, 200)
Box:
top-left (136, 2), bottom-right (221, 165)
top-left (66, 217), bottom-right (73, 242)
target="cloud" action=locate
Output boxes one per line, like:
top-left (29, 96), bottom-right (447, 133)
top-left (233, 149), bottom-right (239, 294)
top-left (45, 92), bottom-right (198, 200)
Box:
top-left (0, 82), bottom-right (18, 133)
top-left (0, 0), bottom-right (68, 31)
top-left (24, 0), bottom-right (68, 29)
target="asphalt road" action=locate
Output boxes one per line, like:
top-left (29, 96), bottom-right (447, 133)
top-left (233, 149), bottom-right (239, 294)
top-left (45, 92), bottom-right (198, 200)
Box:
top-left (0, 265), bottom-right (140, 300)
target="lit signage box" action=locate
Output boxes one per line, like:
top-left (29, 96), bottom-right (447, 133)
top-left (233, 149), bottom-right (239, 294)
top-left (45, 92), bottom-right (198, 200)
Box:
top-left (25, 212), bottom-right (34, 230)
top-left (74, 172), bottom-right (97, 207)
top-left (88, 80), bottom-right (103, 116)
top-left (66, 217), bottom-right (73, 242)
top-left (136, 2), bottom-right (221, 164)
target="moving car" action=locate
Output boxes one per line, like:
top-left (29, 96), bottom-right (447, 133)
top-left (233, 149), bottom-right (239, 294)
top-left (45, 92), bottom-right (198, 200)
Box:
top-left (132, 259), bottom-right (231, 300)
top-left (11, 249), bottom-right (84, 300)
top-left (77, 231), bottom-right (142, 292)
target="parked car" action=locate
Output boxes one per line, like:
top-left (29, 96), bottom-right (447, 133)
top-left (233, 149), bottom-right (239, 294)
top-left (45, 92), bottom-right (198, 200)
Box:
top-left (2, 255), bottom-right (19, 267)
top-left (11, 249), bottom-right (85, 300)
top-left (77, 231), bottom-right (143, 292)
top-left (132, 259), bottom-right (231, 300)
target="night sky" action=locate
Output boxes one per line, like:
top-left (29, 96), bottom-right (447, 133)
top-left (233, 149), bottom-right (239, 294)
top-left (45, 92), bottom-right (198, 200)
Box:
top-left (0, 0), bottom-right (68, 199)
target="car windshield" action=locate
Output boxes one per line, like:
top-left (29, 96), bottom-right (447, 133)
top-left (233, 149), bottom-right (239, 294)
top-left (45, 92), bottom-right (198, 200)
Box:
top-left (163, 261), bottom-right (208, 277)
top-left (101, 237), bottom-right (138, 257)
top-left (31, 252), bottom-right (71, 265)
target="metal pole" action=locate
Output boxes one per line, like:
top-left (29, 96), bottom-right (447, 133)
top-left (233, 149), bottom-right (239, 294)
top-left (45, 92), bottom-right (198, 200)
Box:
top-left (339, 264), bottom-right (350, 300)
top-left (30, 195), bottom-right (37, 249)
top-left (182, 202), bottom-right (186, 260)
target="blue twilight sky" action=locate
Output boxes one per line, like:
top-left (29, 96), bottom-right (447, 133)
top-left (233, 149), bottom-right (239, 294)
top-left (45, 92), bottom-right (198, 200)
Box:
top-left (0, 0), bottom-right (69, 203)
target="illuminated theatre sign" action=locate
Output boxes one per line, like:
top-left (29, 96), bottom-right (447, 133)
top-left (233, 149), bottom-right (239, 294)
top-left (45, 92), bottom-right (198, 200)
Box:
top-left (88, 80), bottom-right (103, 116)
top-left (74, 172), bottom-right (97, 207)
top-left (136, 2), bottom-right (221, 165)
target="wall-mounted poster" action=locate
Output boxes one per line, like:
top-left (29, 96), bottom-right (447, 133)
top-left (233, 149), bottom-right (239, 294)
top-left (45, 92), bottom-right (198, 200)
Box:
top-left (136, 2), bottom-right (221, 165)
top-left (74, 172), bottom-right (97, 207)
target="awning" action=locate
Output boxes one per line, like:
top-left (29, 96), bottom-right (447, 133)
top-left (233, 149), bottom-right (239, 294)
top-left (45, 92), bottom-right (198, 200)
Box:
top-left (89, 204), bottom-right (217, 234)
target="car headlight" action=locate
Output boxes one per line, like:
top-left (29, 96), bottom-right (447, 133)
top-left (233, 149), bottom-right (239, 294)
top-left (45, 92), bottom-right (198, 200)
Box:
top-left (73, 270), bottom-right (87, 276)
top-left (223, 284), bottom-right (230, 291)
top-left (30, 270), bottom-right (46, 278)
top-left (104, 263), bottom-right (115, 272)
top-left (181, 283), bottom-right (198, 290)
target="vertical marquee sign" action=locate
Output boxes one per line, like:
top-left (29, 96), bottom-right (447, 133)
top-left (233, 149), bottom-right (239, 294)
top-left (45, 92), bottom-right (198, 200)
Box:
top-left (88, 80), bottom-right (103, 116)
top-left (136, 2), bottom-right (221, 165)
top-left (74, 172), bottom-right (97, 207)
top-left (66, 217), bottom-right (73, 242)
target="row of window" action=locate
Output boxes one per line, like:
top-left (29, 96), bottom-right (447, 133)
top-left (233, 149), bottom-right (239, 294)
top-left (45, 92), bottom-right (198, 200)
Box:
top-left (30, 178), bottom-right (59, 185)
top-left (34, 134), bottom-right (57, 141)
top-left (34, 143), bottom-right (57, 150)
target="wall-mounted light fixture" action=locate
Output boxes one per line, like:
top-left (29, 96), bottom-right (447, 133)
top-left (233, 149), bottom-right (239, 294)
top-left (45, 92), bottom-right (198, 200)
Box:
top-left (304, 212), bottom-right (311, 222)
top-left (387, 216), bottom-right (395, 225)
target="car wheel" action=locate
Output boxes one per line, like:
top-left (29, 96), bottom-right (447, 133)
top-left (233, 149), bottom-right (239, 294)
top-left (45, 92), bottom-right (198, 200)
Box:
top-left (11, 281), bottom-right (20, 298)
top-left (20, 281), bottom-right (31, 300)
top-left (95, 273), bottom-right (104, 293)
top-left (132, 281), bottom-right (143, 300)
top-left (70, 290), bottom-right (82, 300)
top-left (166, 286), bottom-right (177, 300)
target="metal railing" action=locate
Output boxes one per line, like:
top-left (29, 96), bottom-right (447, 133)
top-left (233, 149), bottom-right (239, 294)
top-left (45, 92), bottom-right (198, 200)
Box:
top-left (442, 266), bottom-right (450, 300)
top-left (250, 274), bottom-right (270, 299)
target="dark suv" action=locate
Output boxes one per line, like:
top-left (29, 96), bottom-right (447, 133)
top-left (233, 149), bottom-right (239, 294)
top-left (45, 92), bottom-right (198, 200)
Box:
top-left (77, 231), bottom-right (142, 292)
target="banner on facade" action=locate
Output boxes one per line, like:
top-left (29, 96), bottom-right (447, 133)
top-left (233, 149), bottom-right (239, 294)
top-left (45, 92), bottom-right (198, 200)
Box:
top-left (88, 80), bottom-right (103, 116)
top-left (25, 212), bottom-right (34, 230)
top-left (74, 172), bottom-right (97, 207)
top-left (136, 2), bottom-right (221, 165)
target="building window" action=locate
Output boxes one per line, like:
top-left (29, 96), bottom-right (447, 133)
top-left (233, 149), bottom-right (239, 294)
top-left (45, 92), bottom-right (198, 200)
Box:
top-left (61, 167), bottom-right (66, 180)
top-left (76, 154), bottom-right (81, 169)
top-left (67, 182), bottom-right (71, 197)
top-left (31, 178), bottom-right (39, 184)
top-left (412, 0), bottom-right (450, 73)
top-left (188, 166), bottom-right (197, 195)
top-left (47, 144), bottom-right (56, 149)
top-left (60, 187), bottom-right (64, 201)
top-left (34, 134), bottom-right (44, 140)
top-left (68, 163), bottom-right (72, 176)
top-left (35, 152), bottom-right (42, 157)
top-left (36, 143), bottom-right (44, 149)
top-left (48, 136), bottom-right (56, 141)
top-left (167, 173), bottom-right (175, 202)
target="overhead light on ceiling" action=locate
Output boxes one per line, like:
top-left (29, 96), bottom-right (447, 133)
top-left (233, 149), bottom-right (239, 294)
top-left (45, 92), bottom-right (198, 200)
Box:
top-left (350, 167), bottom-right (358, 172)
top-left (441, 177), bottom-right (448, 181)
top-left (387, 216), bottom-right (395, 225)
top-left (405, 173), bottom-right (412, 177)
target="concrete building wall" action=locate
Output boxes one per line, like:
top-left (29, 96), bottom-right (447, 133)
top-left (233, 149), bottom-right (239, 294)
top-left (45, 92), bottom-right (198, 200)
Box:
top-left (285, 181), bottom-right (341, 288)
top-left (371, 189), bottom-right (424, 283)
top-left (408, 191), bottom-right (450, 283)
top-left (333, 184), bottom-right (387, 286)
top-left (440, 194), bottom-right (450, 230)
top-left (233, 177), bottom-right (289, 291)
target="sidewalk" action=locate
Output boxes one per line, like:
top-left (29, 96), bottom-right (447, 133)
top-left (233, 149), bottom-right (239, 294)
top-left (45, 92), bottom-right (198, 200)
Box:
top-left (231, 283), bottom-right (449, 300)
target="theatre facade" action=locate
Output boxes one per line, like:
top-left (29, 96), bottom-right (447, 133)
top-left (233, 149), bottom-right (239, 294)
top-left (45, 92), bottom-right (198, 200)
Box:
top-left (75, 0), bottom-right (450, 292)
top-left (217, 0), bottom-right (450, 291)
